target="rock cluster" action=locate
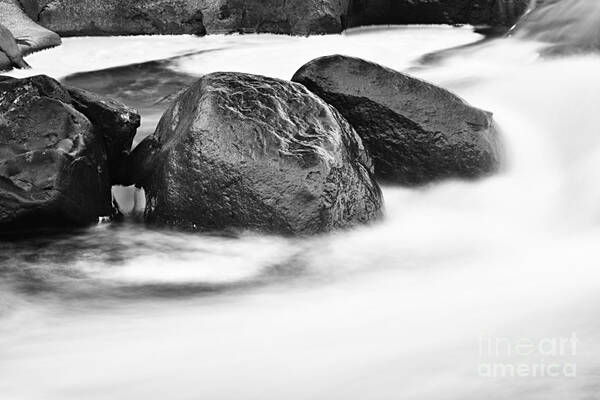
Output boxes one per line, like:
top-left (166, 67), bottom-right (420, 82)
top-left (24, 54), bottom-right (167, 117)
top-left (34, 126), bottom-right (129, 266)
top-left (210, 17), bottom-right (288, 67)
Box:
top-left (0, 55), bottom-right (502, 235)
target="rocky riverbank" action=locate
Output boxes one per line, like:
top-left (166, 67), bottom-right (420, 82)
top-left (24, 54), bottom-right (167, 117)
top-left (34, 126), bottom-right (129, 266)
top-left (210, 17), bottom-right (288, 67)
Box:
top-left (18, 0), bottom-right (529, 37)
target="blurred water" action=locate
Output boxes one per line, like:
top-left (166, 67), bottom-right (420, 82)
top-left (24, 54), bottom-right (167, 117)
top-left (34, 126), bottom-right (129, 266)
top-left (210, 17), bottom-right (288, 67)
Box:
top-left (2, 26), bottom-right (600, 399)
top-left (511, 0), bottom-right (600, 52)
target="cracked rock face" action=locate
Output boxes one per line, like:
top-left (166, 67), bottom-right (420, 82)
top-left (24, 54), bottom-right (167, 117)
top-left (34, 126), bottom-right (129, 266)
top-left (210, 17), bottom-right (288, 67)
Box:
top-left (0, 75), bottom-right (139, 231)
top-left (292, 55), bottom-right (501, 186)
top-left (130, 72), bottom-right (383, 235)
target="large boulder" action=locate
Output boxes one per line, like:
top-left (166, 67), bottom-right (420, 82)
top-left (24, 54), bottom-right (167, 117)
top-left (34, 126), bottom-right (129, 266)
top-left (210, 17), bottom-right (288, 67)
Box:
top-left (129, 72), bottom-right (383, 235)
top-left (292, 55), bottom-right (501, 186)
top-left (0, 0), bottom-right (61, 71)
top-left (0, 75), bottom-right (139, 231)
top-left (345, 0), bottom-right (530, 29)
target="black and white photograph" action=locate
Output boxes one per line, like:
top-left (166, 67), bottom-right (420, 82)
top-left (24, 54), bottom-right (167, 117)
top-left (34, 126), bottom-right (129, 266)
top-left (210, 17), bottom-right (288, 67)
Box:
top-left (0, 0), bottom-right (597, 399)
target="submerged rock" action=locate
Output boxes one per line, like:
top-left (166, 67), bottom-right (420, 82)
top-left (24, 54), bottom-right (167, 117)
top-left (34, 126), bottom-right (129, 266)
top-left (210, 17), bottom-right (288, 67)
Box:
top-left (292, 55), bottom-right (501, 186)
top-left (0, 75), bottom-right (139, 231)
top-left (130, 72), bottom-right (382, 235)
top-left (0, 0), bottom-right (61, 71)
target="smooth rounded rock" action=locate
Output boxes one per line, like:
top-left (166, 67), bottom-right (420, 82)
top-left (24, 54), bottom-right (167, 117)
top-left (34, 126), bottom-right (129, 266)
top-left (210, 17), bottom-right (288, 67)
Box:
top-left (292, 55), bottom-right (501, 186)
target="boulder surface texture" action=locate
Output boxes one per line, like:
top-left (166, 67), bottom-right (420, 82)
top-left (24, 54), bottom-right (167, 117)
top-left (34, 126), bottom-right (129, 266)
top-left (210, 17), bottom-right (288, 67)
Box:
top-left (292, 55), bottom-right (501, 185)
top-left (129, 72), bottom-right (383, 235)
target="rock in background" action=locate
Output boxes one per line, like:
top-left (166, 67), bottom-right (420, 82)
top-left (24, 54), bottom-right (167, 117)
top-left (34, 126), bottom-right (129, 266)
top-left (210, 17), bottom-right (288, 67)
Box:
top-left (129, 72), bottom-right (383, 235)
top-left (27, 0), bottom-right (207, 36)
top-left (345, 0), bottom-right (531, 29)
top-left (0, 0), bottom-right (61, 70)
top-left (292, 55), bottom-right (501, 185)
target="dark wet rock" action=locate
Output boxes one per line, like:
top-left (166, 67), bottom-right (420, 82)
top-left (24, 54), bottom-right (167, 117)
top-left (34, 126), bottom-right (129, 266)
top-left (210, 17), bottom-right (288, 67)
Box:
top-left (345, 0), bottom-right (530, 30)
top-left (130, 72), bottom-right (382, 235)
top-left (0, 75), bottom-right (110, 230)
top-left (0, 0), bottom-right (61, 71)
top-left (292, 55), bottom-right (501, 186)
top-left (0, 75), bottom-right (140, 231)
top-left (66, 86), bottom-right (140, 185)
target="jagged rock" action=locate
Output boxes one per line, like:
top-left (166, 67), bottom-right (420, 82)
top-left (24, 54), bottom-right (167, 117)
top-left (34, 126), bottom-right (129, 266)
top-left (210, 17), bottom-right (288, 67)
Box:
top-left (130, 72), bottom-right (383, 235)
top-left (0, 0), bottom-right (61, 71)
top-left (0, 75), bottom-right (139, 231)
top-left (292, 55), bottom-right (501, 185)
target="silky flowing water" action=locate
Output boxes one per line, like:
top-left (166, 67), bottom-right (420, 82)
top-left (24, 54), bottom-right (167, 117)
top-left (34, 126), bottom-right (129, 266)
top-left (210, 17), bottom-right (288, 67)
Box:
top-left (1, 23), bottom-right (600, 399)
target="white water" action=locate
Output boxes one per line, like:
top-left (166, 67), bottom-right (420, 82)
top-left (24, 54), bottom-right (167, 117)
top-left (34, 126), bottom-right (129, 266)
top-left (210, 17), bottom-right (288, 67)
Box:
top-left (2, 26), bottom-right (600, 399)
